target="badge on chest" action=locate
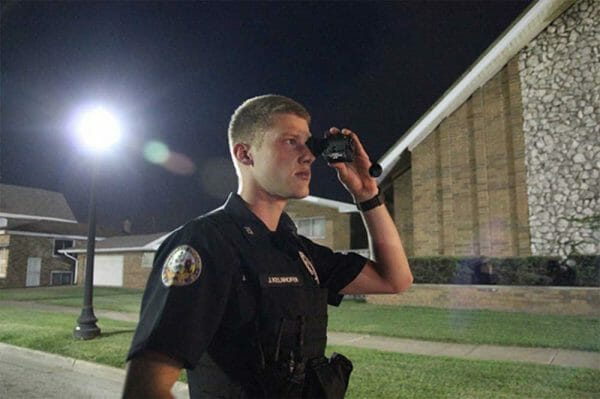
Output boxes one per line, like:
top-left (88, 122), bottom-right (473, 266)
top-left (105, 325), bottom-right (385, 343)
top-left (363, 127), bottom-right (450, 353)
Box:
top-left (298, 250), bottom-right (320, 285)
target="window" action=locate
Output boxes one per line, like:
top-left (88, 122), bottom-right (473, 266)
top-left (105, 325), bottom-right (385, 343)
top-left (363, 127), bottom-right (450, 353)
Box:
top-left (294, 217), bottom-right (326, 239)
top-left (0, 248), bottom-right (8, 278)
top-left (142, 252), bottom-right (155, 268)
top-left (53, 239), bottom-right (74, 255)
top-left (51, 271), bottom-right (73, 286)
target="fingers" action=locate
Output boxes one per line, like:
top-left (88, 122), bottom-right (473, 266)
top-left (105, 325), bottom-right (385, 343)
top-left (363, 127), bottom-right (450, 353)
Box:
top-left (347, 130), bottom-right (369, 157)
top-left (326, 127), bottom-right (340, 137)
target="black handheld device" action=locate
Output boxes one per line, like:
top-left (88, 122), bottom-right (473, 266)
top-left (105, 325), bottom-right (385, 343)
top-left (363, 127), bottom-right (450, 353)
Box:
top-left (306, 134), bottom-right (382, 177)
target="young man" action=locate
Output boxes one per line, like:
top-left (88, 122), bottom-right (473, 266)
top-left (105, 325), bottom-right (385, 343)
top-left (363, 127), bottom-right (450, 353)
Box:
top-left (123, 95), bottom-right (412, 398)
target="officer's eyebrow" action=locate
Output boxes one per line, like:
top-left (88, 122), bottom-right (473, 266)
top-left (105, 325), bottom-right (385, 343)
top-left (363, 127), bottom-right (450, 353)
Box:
top-left (281, 130), bottom-right (311, 139)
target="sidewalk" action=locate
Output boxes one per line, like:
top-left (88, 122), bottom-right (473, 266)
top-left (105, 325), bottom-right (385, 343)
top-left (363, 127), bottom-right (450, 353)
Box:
top-left (328, 332), bottom-right (600, 369)
top-left (0, 342), bottom-right (189, 399)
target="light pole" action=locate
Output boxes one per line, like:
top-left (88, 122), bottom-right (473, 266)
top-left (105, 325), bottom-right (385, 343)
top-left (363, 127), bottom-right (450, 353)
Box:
top-left (73, 106), bottom-right (121, 340)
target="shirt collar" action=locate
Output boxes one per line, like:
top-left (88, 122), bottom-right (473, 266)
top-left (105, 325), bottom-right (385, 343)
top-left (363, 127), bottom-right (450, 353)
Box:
top-left (223, 193), bottom-right (298, 240)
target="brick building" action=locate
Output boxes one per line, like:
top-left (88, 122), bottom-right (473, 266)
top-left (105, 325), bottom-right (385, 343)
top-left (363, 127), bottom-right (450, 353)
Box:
top-left (67, 233), bottom-right (167, 289)
top-left (65, 197), bottom-right (360, 289)
top-left (285, 196), bottom-right (367, 252)
top-left (377, 0), bottom-right (598, 258)
top-left (0, 184), bottom-right (89, 288)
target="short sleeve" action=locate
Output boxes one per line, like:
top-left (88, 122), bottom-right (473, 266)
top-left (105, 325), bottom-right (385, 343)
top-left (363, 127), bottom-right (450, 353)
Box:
top-left (127, 219), bottom-right (238, 369)
top-left (299, 236), bottom-right (367, 306)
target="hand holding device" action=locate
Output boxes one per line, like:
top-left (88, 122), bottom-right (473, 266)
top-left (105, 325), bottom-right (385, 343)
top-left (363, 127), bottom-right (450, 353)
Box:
top-left (306, 133), bottom-right (382, 177)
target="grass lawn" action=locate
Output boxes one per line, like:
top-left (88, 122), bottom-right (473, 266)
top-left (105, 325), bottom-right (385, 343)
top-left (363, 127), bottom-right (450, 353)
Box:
top-left (1, 286), bottom-right (599, 351)
top-left (335, 345), bottom-right (600, 399)
top-left (0, 285), bottom-right (144, 313)
top-left (0, 307), bottom-right (598, 398)
top-left (0, 307), bottom-right (135, 368)
top-left (329, 301), bottom-right (600, 351)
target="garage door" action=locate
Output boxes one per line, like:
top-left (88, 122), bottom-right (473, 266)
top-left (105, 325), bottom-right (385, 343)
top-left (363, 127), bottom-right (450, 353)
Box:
top-left (93, 255), bottom-right (124, 287)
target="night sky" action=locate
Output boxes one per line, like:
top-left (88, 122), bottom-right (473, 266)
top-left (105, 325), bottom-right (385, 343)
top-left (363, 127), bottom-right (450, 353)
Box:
top-left (1, 1), bottom-right (531, 234)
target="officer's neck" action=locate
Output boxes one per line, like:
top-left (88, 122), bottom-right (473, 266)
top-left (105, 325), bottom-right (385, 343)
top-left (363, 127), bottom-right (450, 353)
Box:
top-left (238, 188), bottom-right (287, 232)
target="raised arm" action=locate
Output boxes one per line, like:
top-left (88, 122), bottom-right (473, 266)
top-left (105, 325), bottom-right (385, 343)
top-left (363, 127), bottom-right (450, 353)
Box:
top-left (328, 128), bottom-right (413, 295)
top-left (122, 351), bottom-right (183, 399)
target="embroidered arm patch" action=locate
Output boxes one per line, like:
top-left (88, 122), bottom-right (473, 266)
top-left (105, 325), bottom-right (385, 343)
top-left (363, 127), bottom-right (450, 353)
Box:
top-left (161, 245), bottom-right (202, 287)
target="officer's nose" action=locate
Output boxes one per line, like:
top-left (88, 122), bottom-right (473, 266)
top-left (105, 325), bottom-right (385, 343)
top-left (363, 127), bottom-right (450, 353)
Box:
top-left (300, 142), bottom-right (316, 165)
top-left (301, 137), bottom-right (316, 165)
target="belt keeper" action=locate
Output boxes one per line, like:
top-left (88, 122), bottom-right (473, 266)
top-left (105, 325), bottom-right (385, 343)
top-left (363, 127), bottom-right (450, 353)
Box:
top-left (356, 189), bottom-right (384, 212)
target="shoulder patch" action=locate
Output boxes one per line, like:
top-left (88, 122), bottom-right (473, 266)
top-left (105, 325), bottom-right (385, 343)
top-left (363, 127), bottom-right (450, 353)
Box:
top-left (161, 245), bottom-right (202, 287)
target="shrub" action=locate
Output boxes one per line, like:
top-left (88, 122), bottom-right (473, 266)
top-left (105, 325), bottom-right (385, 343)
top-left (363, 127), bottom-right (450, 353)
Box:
top-left (568, 255), bottom-right (600, 286)
top-left (408, 255), bottom-right (599, 287)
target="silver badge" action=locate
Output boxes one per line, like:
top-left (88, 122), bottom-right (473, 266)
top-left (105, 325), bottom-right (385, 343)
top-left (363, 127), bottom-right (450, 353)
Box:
top-left (299, 250), bottom-right (320, 284)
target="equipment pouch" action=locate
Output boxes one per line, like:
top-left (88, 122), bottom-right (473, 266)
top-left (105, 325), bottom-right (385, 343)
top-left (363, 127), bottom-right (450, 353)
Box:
top-left (304, 353), bottom-right (353, 398)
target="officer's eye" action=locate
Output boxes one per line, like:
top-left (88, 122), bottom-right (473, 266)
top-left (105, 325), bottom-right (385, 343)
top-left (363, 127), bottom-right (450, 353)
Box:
top-left (285, 138), bottom-right (297, 145)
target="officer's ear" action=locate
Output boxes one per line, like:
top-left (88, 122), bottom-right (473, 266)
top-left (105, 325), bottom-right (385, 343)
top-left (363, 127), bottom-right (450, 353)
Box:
top-left (233, 143), bottom-right (253, 166)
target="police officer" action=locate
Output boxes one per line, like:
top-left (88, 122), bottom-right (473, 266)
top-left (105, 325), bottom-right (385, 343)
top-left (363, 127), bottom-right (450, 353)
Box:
top-left (122, 95), bottom-right (413, 398)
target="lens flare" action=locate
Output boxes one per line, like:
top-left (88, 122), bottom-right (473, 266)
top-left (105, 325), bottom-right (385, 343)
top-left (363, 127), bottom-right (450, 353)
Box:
top-left (164, 152), bottom-right (196, 175)
top-left (143, 141), bottom-right (170, 164)
top-left (143, 140), bottom-right (196, 175)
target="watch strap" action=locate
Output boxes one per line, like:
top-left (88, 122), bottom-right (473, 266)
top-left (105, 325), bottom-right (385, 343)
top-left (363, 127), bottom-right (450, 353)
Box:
top-left (356, 189), bottom-right (384, 212)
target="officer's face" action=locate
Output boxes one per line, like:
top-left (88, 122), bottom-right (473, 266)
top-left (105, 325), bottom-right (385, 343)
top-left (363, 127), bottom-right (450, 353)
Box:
top-left (251, 113), bottom-right (315, 199)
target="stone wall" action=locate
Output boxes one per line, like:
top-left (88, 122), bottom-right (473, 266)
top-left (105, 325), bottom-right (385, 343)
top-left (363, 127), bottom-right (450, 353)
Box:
top-left (367, 284), bottom-right (600, 316)
top-left (518, 0), bottom-right (600, 256)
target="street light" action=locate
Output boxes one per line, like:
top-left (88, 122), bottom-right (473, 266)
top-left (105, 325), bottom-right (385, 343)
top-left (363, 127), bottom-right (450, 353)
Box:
top-left (73, 106), bottom-right (121, 340)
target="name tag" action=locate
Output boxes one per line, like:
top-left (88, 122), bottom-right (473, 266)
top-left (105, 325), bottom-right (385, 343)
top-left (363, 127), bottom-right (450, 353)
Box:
top-left (261, 274), bottom-right (303, 287)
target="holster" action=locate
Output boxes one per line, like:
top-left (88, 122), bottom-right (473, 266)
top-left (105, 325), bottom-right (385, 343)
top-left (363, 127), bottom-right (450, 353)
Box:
top-left (303, 353), bottom-right (353, 398)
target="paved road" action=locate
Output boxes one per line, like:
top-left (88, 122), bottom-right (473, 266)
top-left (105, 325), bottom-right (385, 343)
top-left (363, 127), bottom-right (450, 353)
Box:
top-left (0, 343), bottom-right (189, 399)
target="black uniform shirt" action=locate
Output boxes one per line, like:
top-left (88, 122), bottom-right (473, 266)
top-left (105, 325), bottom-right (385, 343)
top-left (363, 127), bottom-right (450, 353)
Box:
top-left (127, 193), bottom-right (367, 371)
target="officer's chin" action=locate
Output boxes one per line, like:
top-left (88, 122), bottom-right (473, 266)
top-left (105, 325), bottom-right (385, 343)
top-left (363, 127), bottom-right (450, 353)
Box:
top-left (290, 188), bottom-right (310, 200)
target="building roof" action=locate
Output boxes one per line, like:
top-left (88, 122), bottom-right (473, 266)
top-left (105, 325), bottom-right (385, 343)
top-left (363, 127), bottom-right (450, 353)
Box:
top-left (0, 183), bottom-right (77, 223)
top-left (65, 232), bottom-right (169, 253)
top-left (1, 219), bottom-right (116, 239)
top-left (298, 195), bottom-right (357, 213)
top-left (376, 0), bottom-right (576, 183)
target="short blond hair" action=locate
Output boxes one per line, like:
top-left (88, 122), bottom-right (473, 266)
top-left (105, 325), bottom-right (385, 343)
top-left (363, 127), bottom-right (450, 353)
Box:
top-left (228, 94), bottom-right (311, 150)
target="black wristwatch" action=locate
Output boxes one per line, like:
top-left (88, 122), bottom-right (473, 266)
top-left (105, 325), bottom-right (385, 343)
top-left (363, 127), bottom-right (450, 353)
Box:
top-left (356, 189), bottom-right (384, 212)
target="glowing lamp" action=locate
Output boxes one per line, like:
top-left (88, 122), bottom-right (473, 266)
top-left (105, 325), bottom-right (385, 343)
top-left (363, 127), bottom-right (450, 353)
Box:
top-left (76, 106), bottom-right (121, 151)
